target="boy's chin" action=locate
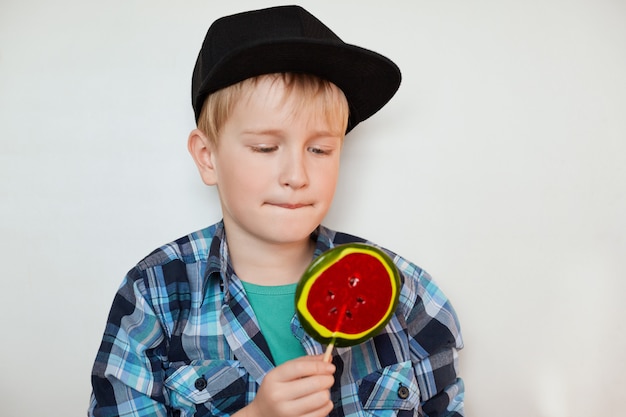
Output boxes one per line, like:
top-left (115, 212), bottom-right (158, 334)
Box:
top-left (264, 225), bottom-right (318, 244)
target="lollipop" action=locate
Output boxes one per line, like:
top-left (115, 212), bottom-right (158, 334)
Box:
top-left (295, 243), bottom-right (401, 362)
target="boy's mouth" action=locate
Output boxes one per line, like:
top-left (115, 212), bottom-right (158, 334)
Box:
top-left (267, 202), bottom-right (311, 209)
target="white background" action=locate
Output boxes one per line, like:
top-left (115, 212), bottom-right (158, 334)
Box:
top-left (1, 1), bottom-right (625, 416)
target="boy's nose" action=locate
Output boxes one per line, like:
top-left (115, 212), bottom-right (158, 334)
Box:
top-left (280, 152), bottom-right (309, 189)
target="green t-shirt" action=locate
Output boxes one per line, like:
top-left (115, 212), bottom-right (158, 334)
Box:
top-left (241, 281), bottom-right (307, 365)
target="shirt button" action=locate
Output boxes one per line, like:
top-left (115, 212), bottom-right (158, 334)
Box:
top-left (194, 377), bottom-right (207, 391)
top-left (397, 385), bottom-right (410, 399)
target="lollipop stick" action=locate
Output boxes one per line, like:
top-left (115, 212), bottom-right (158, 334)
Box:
top-left (323, 341), bottom-right (335, 363)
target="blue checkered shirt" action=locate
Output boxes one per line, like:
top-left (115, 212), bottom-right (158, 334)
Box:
top-left (89, 221), bottom-right (464, 416)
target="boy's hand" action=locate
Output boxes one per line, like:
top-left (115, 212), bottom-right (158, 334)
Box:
top-left (242, 355), bottom-right (336, 417)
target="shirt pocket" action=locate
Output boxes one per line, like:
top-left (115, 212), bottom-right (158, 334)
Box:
top-left (357, 360), bottom-right (420, 413)
top-left (164, 359), bottom-right (247, 416)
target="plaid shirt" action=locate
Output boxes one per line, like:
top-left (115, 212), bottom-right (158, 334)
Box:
top-left (89, 221), bottom-right (464, 417)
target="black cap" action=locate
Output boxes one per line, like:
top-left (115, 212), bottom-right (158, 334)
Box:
top-left (191, 5), bottom-right (401, 133)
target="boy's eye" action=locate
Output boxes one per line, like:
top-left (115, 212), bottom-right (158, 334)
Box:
top-left (308, 147), bottom-right (332, 155)
top-left (251, 145), bottom-right (278, 153)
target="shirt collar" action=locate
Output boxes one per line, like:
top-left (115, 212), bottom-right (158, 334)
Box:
top-left (202, 221), bottom-right (230, 303)
top-left (311, 224), bottom-right (337, 256)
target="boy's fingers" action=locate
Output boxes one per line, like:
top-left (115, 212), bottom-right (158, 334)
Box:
top-left (285, 387), bottom-right (334, 416)
top-left (279, 356), bottom-right (335, 380)
top-left (279, 374), bottom-right (335, 400)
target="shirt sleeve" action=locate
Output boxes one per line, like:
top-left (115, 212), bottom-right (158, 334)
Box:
top-left (89, 268), bottom-right (170, 417)
top-left (401, 265), bottom-right (465, 417)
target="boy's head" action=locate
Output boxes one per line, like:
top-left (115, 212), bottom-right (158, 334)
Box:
top-left (188, 6), bottom-right (402, 248)
top-left (191, 5), bottom-right (401, 135)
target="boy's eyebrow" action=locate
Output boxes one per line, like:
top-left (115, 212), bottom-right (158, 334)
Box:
top-left (240, 128), bottom-right (283, 136)
top-left (240, 128), bottom-right (343, 139)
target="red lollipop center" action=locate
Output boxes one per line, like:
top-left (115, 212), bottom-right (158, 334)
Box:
top-left (306, 252), bottom-right (393, 335)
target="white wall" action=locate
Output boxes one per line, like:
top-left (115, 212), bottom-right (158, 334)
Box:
top-left (1, 1), bottom-right (625, 416)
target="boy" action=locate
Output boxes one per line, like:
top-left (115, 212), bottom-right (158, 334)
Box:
top-left (89, 5), bottom-right (464, 417)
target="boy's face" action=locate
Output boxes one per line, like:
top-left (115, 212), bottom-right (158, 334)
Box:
top-left (202, 77), bottom-right (346, 247)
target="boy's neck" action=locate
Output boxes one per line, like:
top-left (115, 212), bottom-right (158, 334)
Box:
top-left (225, 230), bottom-right (316, 286)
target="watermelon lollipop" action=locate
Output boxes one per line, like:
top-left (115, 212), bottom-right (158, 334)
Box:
top-left (295, 243), bottom-right (401, 361)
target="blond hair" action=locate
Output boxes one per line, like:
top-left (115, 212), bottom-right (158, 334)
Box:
top-left (197, 73), bottom-right (349, 144)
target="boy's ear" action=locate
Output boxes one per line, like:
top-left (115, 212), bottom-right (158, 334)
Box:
top-left (188, 128), bottom-right (218, 186)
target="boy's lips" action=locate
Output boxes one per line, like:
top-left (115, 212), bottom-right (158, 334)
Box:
top-left (267, 202), bottom-right (311, 209)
